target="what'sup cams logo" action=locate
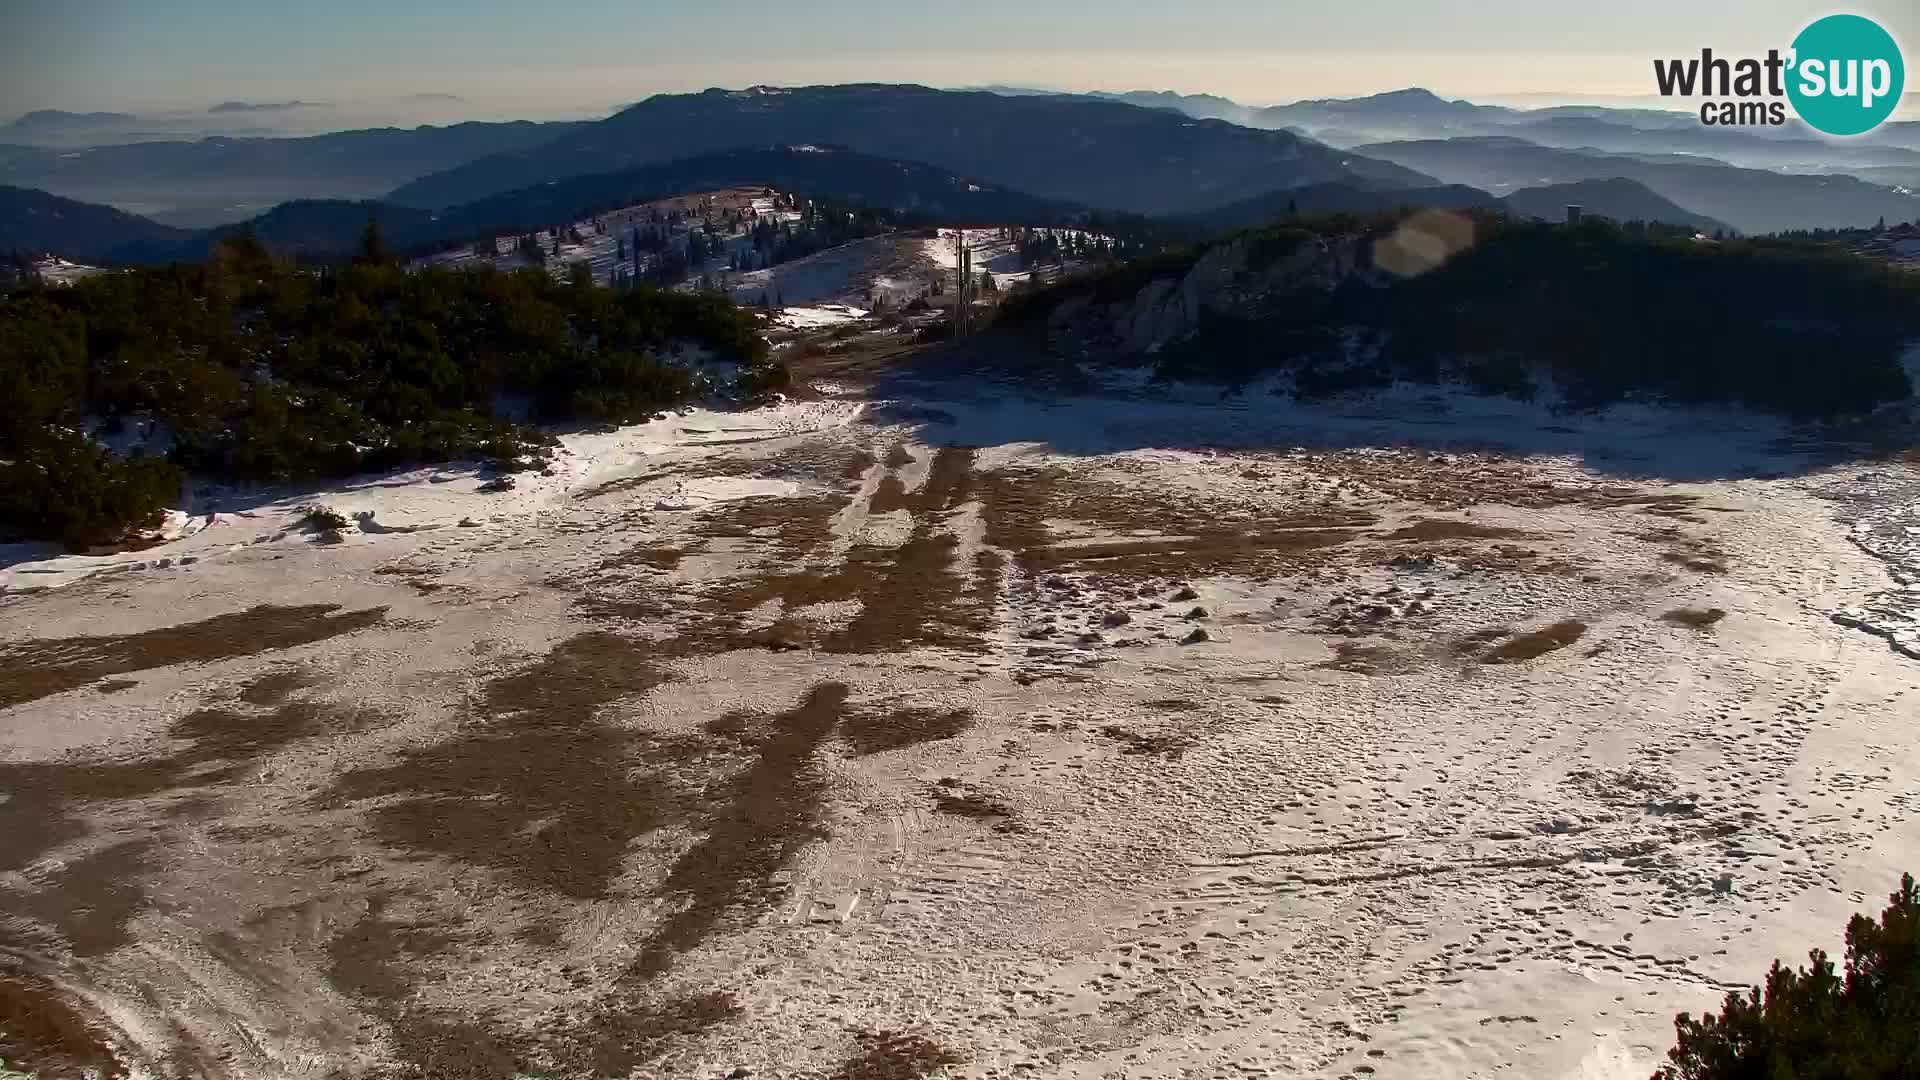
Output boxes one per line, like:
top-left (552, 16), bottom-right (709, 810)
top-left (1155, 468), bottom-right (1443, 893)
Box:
top-left (1654, 13), bottom-right (1905, 135)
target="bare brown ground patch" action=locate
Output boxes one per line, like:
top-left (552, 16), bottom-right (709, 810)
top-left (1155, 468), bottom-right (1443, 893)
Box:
top-left (838, 706), bottom-right (973, 756)
top-left (679, 496), bottom-right (847, 630)
top-left (581, 990), bottom-right (743, 1075)
top-left (693, 493), bottom-right (844, 561)
top-left (328, 896), bottom-right (744, 1077)
top-left (1482, 620), bottom-right (1589, 664)
top-left (1099, 725), bottom-right (1190, 759)
top-left (1632, 526), bottom-right (1731, 574)
top-left (929, 783), bottom-right (1018, 831)
top-left (672, 446), bottom-right (993, 657)
top-left (1661, 550), bottom-right (1731, 574)
top-left (1317, 641), bottom-right (1407, 675)
top-left (2, 677), bottom-right (372, 958)
top-left (1661, 607), bottom-right (1728, 630)
top-left (167, 698), bottom-right (378, 778)
top-left (826, 1030), bottom-right (964, 1080)
top-left (690, 448), bottom-right (993, 655)
top-left (579, 441), bottom-right (873, 502)
top-left (566, 543), bottom-right (692, 622)
top-left (4, 841), bottom-right (153, 958)
top-left (867, 473), bottom-right (913, 515)
top-left (572, 456), bottom-right (765, 502)
top-left (571, 596), bottom-right (676, 623)
top-left (1452, 543), bottom-right (1581, 576)
top-left (975, 469), bottom-right (1059, 582)
top-left (236, 666), bottom-right (311, 706)
top-left (978, 467), bottom-right (1372, 589)
top-left (327, 899), bottom-right (528, 1079)
top-left (843, 448), bottom-right (878, 481)
top-left (330, 632), bottom-right (690, 900)
top-left (592, 545), bottom-right (687, 575)
top-left (628, 682), bottom-right (848, 979)
top-left (765, 441), bottom-right (888, 489)
top-left (1269, 448), bottom-right (1707, 516)
top-left (372, 564), bottom-right (448, 595)
top-left (1450, 627), bottom-right (1516, 657)
top-left (0, 604), bottom-right (387, 709)
top-left (0, 758), bottom-right (180, 875)
top-left (1385, 519), bottom-right (1534, 542)
top-left (0, 964), bottom-right (128, 1079)
top-left (321, 672), bottom-right (930, 1062)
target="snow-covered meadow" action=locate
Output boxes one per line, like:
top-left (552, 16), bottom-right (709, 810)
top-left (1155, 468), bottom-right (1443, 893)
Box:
top-left (4, 355), bottom-right (1918, 1077)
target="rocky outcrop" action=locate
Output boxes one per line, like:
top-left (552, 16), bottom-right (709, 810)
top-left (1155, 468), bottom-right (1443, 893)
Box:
top-left (1046, 232), bottom-right (1374, 359)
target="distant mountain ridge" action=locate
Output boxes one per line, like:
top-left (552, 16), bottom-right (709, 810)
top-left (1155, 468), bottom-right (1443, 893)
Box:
top-left (962, 86), bottom-right (1264, 126)
top-left (16, 84), bottom-right (1912, 240)
top-left (432, 145), bottom-right (1087, 237)
top-left (209, 101), bottom-right (325, 114)
top-left (0, 120), bottom-right (587, 226)
top-left (388, 84), bottom-right (1438, 215)
top-left (4, 110), bottom-right (138, 131)
top-left (1500, 178), bottom-right (1728, 234)
top-left (4, 148), bottom-right (1735, 271)
top-left (977, 85), bottom-right (1920, 185)
top-left (0, 146), bottom-right (1096, 264)
top-left (1186, 176), bottom-right (1730, 235)
top-left (1354, 136), bottom-right (1920, 233)
top-left (1186, 182), bottom-right (1501, 230)
top-left (0, 185), bottom-right (190, 261)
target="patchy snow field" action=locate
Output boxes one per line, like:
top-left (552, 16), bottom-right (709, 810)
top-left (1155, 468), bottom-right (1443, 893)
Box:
top-left (2, 373), bottom-right (1918, 1079)
top-left (29, 256), bottom-right (110, 286)
top-left (729, 233), bottom-right (945, 313)
top-left (408, 188), bottom-right (794, 288)
top-left (922, 228), bottom-right (1037, 292)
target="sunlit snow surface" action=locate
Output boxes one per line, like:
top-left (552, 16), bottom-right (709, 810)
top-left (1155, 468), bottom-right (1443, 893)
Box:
top-left (1833, 483), bottom-right (1920, 659)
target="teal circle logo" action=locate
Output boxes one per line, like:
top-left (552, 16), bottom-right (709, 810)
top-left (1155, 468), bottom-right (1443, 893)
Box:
top-left (1787, 14), bottom-right (1905, 136)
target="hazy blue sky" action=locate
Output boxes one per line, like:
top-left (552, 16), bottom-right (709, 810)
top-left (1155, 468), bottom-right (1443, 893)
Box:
top-left (4, 0), bottom-right (1916, 117)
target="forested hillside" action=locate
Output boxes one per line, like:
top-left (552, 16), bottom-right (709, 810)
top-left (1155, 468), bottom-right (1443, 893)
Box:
top-left (1007, 215), bottom-right (1920, 417)
top-left (0, 238), bottom-right (779, 548)
top-left (388, 84), bottom-right (1435, 213)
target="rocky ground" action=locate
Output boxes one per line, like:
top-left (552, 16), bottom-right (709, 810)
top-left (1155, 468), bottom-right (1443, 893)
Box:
top-left (2, 370), bottom-right (1917, 1080)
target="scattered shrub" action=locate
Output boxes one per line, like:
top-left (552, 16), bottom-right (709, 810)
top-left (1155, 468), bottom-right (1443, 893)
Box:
top-left (0, 429), bottom-right (181, 550)
top-left (735, 360), bottom-right (792, 402)
top-left (1656, 873), bottom-right (1919, 1079)
top-left (301, 506), bottom-right (349, 531)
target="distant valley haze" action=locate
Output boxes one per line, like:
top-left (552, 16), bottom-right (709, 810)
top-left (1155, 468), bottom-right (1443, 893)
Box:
top-left (1, 0), bottom-right (1917, 236)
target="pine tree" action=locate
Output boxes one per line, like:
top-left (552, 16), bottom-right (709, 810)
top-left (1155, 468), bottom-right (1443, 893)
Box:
top-left (357, 219), bottom-right (391, 265)
top-left (1657, 874), bottom-right (1918, 1078)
